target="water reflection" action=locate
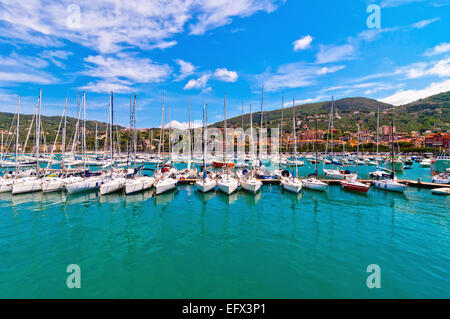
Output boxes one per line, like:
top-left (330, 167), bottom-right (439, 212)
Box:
top-left (194, 190), bottom-right (217, 202)
top-left (65, 191), bottom-right (99, 205)
top-left (239, 189), bottom-right (262, 205)
top-left (11, 191), bottom-right (42, 207)
top-left (124, 189), bottom-right (154, 204)
top-left (217, 191), bottom-right (239, 205)
top-left (154, 188), bottom-right (178, 206)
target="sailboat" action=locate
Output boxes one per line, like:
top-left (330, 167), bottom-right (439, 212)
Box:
top-left (12, 91), bottom-right (43, 195)
top-left (154, 92), bottom-right (177, 195)
top-left (0, 97), bottom-right (21, 193)
top-left (303, 117), bottom-right (328, 191)
top-left (125, 95), bottom-right (155, 194)
top-left (42, 98), bottom-right (68, 192)
top-left (240, 103), bottom-right (262, 194)
top-left (196, 103), bottom-right (216, 193)
top-left (280, 99), bottom-right (302, 194)
top-left (340, 124), bottom-right (370, 193)
top-left (323, 97), bottom-right (355, 180)
top-left (65, 92), bottom-right (104, 194)
top-left (373, 115), bottom-right (407, 193)
top-left (217, 94), bottom-right (239, 195)
top-left (370, 106), bottom-right (390, 178)
top-left (100, 92), bottom-right (126, 195)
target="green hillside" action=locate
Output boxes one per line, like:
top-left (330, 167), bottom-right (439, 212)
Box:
top-left (213, 93), bottom-right (450, 134)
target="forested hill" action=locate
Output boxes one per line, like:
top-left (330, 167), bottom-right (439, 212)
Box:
top-left (212, 92), bottom-right (450, 134)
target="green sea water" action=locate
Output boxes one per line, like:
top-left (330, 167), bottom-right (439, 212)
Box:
top-left (0, 164), bottom-right (449, 298)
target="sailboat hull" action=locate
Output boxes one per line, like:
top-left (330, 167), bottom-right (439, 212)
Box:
top-left (12, 179), bottom-right (42, 195)
top-left (154, 178), bottom-right (177, 195)
top-left (217, 179), bottom-right (238, 195)
top-left (124, 177), bottom-right (155, 195)
top-left (65, 178), bottom-right (102, 194)
top-left (195, 179), bottom-right (216, 193)
top-left (100, 178), bottom-right (125, 195)
top-left (240, 180), bottom-right (262, 194)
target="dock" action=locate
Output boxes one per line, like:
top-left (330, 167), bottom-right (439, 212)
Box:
top-left (176, 178), bottom-right (449, 189)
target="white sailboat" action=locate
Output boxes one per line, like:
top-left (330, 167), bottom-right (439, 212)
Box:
top-left (154, 92), bottom-right (177, 195)
top-left (12, 92), bottom-right (43, 195)
top-left (42, 98), bottom-right (67, 193)
top-left (303, 118), bottom-right (327, 192)
top-left (100, 92), bottom-right (126, 195)
top-left (124, 95), bottom-right (155, 195)
top-left (66, 92), bottom-right (104, 194)
top-left (217, 94), bottom-right (239, 195)
top-left (281, 98), bottom-right (302, 194)
top-left (240, 103), bottom-right (262, 194)
top-left (196, 103), bottom-right (216, 193)
top-left (373, 116), bottom-right (407, 193)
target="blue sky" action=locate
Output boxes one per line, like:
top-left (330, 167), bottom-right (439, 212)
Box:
top-left (0, 0), bottom-right (449, 128)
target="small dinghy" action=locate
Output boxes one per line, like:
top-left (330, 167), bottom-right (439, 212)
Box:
top-left (430, 187), bottom-right (450, 195)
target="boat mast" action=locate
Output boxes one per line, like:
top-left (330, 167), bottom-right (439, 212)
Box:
top-left (357, 124), bottom-right (360, 176)
top-left (157, 91), bottom-right (165, 173)
top-left (110, 91), bottom-right (114, 174)
top-left (250, 103), bottom-right (253, 174)
top-left (292, 98), bottom-right (297, 177)
top-left (224, 94), bottom-right (227, 163)
top-left (133, 94), bottom-right (137, 169)
top-left (315, 117), bottom-right (319, 177)
top-left (82, 92), bottom-right (87, 169)
top-left (202, 103), bottom-right (206, 179)
top-left (330, 96), bottom-right (334, 169)
top-left (376, 106), bottom-right (380, 156)
top-left (15, 96), bottom-right (20, 178)
top-left (188, 98), bottom-right (192, 160)
top-left (36, 90), bottom-right (42, 176)
top-left (281, 96), bottom-right (284, 155)
top-left (94, 123), bottom-right (98, 155)
top-left (260, 85), bottom-right (264, 160)
top-left (127, 95), bottom-right (132, 169)
top-left (62, 98), bottom-right (67, 170)
top-left (391, 113), bottom-right (395, 176)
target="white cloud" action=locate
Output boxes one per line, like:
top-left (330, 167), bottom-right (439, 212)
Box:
top-left (396, 58), bottom-right (450, 79)
top-left (82, 53), bottom-right (172, 84)
top-left (412, 17), bottom-right (440, 29)
top-left (380, 0), bottom-right (426, 8)
top-left (213, 68), bottom-right (238, 82)
top-left (189, 0), bottom-right (280, 35)
top-left (316, 44), bottom-right (356, 64)
top-left (165, 120), bottom-right (202, 130)
top-left (174, 59), bottom-right (195, 81)
top-left (0, 1), bottom-right (282, 53)
top-left (79, 79), bottom-right (133, 93)
top-left (39, 50), bottom-right (73, 68)
top-left (183, 74), bottom-right (211, 90)
top-left (425, 42), bottom-right (450, 56)
top-left (0, 71), bottom-right (55, 84)
top-left (379, 79), bottom-right (450, 105)
top-left (258, 62), bottom-right (346, 92)
top-left (0, 52), bottom-right (57, 85)
top-left (293, 35), bottom-right (312, 51)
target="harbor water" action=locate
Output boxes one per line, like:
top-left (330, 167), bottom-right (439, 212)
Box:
top-left (0, 163), bottom-right (449, 298)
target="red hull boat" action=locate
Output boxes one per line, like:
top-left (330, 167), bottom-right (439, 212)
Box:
top-left (340, 180), bottom-right (370, 193)
top-left (213, 161), bottom-right (235, 168)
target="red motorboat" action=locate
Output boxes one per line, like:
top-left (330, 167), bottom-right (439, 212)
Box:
top-left (340, 176), bottom-right (370, 193)
top-left (213, 161), bottom-right (235, 168)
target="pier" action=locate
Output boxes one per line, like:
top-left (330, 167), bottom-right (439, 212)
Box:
top-left (176, 178), bottom-right (449, 189)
